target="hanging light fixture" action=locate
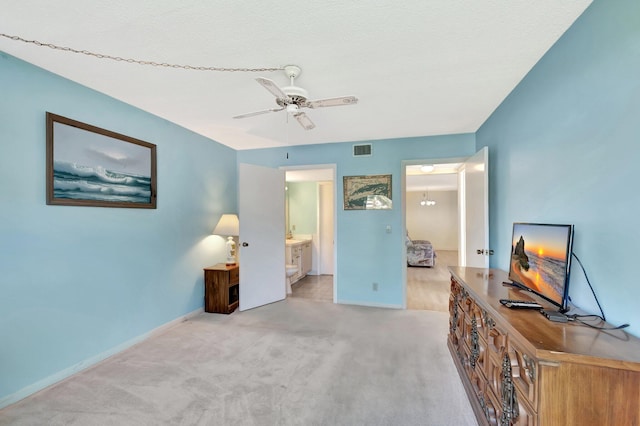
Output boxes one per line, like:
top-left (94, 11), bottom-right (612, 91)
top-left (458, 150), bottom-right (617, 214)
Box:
top-left (420, 190), bottom-right (436, 207)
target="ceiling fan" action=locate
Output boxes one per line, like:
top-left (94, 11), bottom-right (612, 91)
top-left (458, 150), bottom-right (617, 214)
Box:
top-left (233, 65), bottom-right (358, 130)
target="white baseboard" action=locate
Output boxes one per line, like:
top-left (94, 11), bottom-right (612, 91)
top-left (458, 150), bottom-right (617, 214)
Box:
top-left (336, 299), bottom-right (403, 309)
top-left (0, 307), bottom-right (203, 410)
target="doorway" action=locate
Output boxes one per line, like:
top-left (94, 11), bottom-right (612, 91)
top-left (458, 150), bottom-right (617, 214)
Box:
top-left (284, 165), bottom-right (336, 303)
top-left (404, 162), bottom-right (460, 312)
top-left (402, 148), bottom-right (489, 311)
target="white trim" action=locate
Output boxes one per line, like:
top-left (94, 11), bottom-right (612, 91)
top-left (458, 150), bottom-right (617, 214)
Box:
top-left (401, 161), bottom-right (408, 310)
top-left (336, 300), bottom-right (403, 309)
top-left (0, 307), bottom-right (203, 409)
top-left (458, 167), bottom-right (467, 266)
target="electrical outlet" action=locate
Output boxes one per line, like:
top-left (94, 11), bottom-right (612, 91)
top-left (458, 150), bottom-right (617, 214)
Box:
top-left (372, 282), bottom-right (378, 291)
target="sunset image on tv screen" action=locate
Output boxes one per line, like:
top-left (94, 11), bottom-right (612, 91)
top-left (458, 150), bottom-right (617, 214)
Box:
top-left (509, 224), bottom-right (570, 305)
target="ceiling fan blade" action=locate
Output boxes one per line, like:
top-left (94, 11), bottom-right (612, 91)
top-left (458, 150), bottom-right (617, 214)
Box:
top-left (256, 77), bottom-right (289, 100)
top-left (293, 112), bottom-right (315, 130)
top-left (233, 107), bottom-right (283, 119)
top-left (306, 96), bottom-right (358, 109)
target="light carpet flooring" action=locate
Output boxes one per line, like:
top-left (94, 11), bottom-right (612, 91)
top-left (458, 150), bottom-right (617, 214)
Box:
top-left (0, 297), bottom-right (476, 426)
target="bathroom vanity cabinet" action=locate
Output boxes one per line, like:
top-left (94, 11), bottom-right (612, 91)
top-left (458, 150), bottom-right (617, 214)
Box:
top-left (203, 264), bottom-right (239, 314)
top-left (301, 241), bottom-right (312, 276)
top-left (286, 239), bottom-right (312, 284)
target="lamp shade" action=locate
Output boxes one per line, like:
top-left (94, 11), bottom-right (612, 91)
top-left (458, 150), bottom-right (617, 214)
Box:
top-left (213, 214), bottom-right (239, 236)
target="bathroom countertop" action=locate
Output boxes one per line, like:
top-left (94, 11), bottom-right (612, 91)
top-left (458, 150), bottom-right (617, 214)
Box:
top-left (285, 239), bottom-right (310, 246)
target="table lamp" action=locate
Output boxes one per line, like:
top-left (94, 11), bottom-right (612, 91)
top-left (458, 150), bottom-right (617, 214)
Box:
top-left (213, 214), bottom-right (239, 265)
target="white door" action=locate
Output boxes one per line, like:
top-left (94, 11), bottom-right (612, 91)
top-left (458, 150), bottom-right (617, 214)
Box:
top-left (318, 182), bottom-right (334, 275)
top-left (459, 147), bottom-right (489, 267)
top-left (239, 163), bottom-right (286, 311)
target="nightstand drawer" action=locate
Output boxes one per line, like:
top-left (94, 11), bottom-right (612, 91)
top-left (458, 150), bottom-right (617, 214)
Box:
top-left (229, 266), bottom-right (239, 285)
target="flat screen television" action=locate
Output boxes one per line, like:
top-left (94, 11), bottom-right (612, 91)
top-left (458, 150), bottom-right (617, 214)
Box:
top-left (508, 223), bottom-right (574, 312)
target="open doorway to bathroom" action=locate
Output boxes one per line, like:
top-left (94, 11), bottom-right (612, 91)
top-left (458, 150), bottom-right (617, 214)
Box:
top-left (284, 167), bottom-right (335, 302)
top-left (405, 162), bottom-right (460, 312)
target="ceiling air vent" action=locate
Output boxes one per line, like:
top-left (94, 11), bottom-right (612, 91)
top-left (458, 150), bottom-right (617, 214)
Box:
top-left (353, 143), bottom-right (372, 157)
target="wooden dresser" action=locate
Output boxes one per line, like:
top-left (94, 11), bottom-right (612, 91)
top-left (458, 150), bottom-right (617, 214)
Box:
top-left (204, 264), bottom-right (239, 314)
top-left (448, 266), bottom-right (640, 426)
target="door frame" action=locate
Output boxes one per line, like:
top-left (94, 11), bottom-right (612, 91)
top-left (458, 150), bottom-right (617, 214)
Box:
top-left (281, 163), bottom-right (337, 303)
top-left (318, 181), bottom-right (334, 277)
top-left (459, 147), bottom-right (489, 268)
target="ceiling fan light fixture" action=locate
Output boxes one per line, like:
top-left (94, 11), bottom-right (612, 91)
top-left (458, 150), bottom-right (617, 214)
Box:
top-left (282, 85), bottom-right (308, 100)
top-left (235, 65), bottom-right (358, 131)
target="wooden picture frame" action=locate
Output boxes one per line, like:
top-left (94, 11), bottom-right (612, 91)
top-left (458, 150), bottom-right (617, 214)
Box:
top-left (343, 174), bottom-right (392, 210)
top-left (46, 112), bottom-right (157, 208)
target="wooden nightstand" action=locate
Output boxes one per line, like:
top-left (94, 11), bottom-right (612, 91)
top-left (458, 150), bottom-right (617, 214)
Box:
top-left (203, 264), bottom-right (239, 314)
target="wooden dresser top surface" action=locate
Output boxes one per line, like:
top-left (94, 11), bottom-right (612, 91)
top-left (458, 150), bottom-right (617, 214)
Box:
top-left (204, 263), bottom-right (238, 272)
top-left (449, 266), bottom-right (640, 370)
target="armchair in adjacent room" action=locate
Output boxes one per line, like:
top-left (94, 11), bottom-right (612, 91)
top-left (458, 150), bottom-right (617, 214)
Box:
top-left (406, 233), bottom-right (436, 267)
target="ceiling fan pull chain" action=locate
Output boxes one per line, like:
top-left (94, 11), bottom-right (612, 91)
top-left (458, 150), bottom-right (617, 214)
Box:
top-left (0, 32), bottom-right (284, 72)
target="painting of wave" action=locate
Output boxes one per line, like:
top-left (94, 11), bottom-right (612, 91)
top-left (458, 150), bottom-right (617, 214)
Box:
top-left (47, 113), bottom-right (156, 208)
top-left (53, 161), bottom-right (152, 203)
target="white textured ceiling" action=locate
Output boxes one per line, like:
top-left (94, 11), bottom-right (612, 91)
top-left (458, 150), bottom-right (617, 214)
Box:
top-left (286, 169), bottom-right (333, 183)
top-left (406, 163), bottom-right (461, 192)
top-left (0, 1), bottom-right (592, 150)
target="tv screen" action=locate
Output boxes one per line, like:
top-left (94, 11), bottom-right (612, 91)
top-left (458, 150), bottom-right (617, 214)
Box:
top-left (508, 223), bottom-right (574, 311)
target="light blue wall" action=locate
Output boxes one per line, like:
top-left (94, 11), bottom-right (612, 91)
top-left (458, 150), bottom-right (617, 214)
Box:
top-left (478, 0), bottom-right (640, 335)
top-left (288, 181), bottom-right (317, 234)
top-left (238, 134), bottom-right (476, 307)
top-left (0, 52), bottom-right (237, 404)
top-left (7, 0), bottom-right (634, 405)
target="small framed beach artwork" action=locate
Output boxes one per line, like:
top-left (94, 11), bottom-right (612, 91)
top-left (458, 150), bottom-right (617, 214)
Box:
top-left (46, 112), bottom-right (157, 208)
top-left (343, 174), bottom-right (392, 210)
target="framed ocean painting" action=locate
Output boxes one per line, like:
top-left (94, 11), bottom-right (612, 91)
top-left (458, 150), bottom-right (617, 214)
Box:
top-left (46, 113), bottom-right (157, 208)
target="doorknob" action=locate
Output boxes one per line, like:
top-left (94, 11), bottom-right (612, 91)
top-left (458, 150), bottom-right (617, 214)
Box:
top-left (476, 249), bottom-right (494, 255)
top-left (242, 242), bottom-right (249, 247)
